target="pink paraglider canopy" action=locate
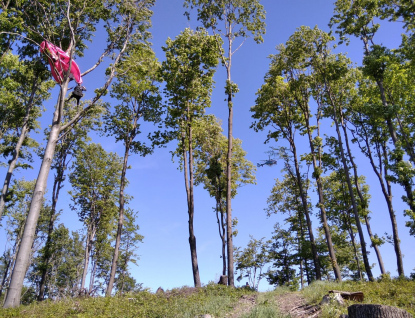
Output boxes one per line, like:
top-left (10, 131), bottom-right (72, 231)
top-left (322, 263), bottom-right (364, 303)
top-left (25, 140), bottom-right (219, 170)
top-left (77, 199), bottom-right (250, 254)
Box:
top-left (40, 41), bottom-right (83, 84)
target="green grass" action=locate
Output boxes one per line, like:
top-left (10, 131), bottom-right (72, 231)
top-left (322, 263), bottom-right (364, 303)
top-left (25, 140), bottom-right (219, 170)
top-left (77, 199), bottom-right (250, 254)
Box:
top-left (300, 277), bottom-right (415, 318)
top-left (2, 278), bottom-right (414, 317)
top-left (0, 284), bottom-right (254, 318)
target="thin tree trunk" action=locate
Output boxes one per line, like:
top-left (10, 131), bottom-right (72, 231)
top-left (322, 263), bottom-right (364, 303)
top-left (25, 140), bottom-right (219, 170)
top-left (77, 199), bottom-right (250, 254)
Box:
top-left (297, 197), bottom-right (311, 285)
top-left (38, 151), bottom-right (66, 301)
top-left (106, 139), bottom-right (131, 296)
top-left (225, 32), bottom-right (234, 287)
top-left (215, 192), bottom-right (226, 276)
top-left (0, 79), bottom-right (38, 219)
top-left (353, 122), bottom-right (404, 276)
top-left (330, 99), bottom-right (373, 281)
top-left (89, 258), bottom-right (97, 294)
top-left (80, 231), bottom-right (92, 291)
top-left (3, 81), bottom-right (69, 308)
top-left (345, 210), bottom-right (363, 280)
top-left (304, 112), bottom-right (342, 281)
top-left (187, 120), bottom-right (201, 288)
top-left (291, 142), bottom-right (321, 280)
top-left (341, 121), bottom-right (386, 275)
top-left (0, 253), bottom-right (11, 298)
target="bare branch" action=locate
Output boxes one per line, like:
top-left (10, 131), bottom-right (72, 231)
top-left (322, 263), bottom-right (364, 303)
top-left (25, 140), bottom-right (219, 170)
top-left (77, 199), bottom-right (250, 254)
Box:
top-left (59, 17), bottom-right (133, 133)
top-left (81, 43), bottom-right (113, 77)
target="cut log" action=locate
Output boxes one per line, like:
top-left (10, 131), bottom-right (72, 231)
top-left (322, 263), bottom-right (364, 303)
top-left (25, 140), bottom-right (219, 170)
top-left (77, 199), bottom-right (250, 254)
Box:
top-left (329, 290), bottom-right (364, 302)
top-left (348, 304), bottom-right (413, 318)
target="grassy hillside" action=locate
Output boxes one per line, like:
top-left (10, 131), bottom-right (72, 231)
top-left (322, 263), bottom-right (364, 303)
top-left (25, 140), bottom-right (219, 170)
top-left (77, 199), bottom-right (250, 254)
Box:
top-left (0, 279), bottom-right (414, 317)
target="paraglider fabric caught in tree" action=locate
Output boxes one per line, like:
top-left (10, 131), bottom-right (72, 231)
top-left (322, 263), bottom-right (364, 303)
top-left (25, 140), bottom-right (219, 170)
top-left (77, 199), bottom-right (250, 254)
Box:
top-left (40, 41), bottom-right (86, 105)
top-left (40, 41), bottom-right (83, 85)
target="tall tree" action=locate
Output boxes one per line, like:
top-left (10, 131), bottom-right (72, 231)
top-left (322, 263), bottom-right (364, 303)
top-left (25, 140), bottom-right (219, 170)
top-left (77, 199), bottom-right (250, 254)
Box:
top-left (162, 28), bottom-right (221, 287)
top-left (348, 89), bottom-right (405, 276)
top-left (331, 0), bottom-right (415, 239)
top-left (69, 143), bottom-right (121, 292)
top-left (104, 45), bottom-right (162, 296)
top-left (4, 0), bottom-right (155, 308)
top-left (192, 114), bottom-right (256, 276)
top-left (300, 26), bottom-right (374, 280)
top-left (37, 102), bottom-right (102, 301)
top-left (255, 28), bottom-right (343, 281)
top-left (252, 58), bottom-right (324, 282)
top-left (184, 0), bottom-right (266, 286)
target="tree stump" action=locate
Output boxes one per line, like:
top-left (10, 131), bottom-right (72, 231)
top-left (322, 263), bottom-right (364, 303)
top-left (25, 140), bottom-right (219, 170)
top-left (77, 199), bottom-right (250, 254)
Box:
top-left (218, 275), bottom-right (227, 285)
top-left (348, 304), bottom-right (413, 318)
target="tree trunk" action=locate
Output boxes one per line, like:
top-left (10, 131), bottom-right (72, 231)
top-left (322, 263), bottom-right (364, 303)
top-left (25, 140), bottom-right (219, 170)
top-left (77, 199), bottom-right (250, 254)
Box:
top-left (80, 232), bottom-right (91, 291)
top-left (225, 34), bottom-right (234, 287)
top-left (187, 121), bottom-right (201, 288)
top-left (291, 141), bottom-right (321, 280)
top-left (331, 102), bottom-right (373, 281)
top-left (89, 258), bottom-right (97, 294)
top-left (106, 140), bottom-right (131, 296)
top-left (0, 254), bottom-right (11, 298)
top-left (304, 113), bottom-right (342, 281)
top-left (0, 80), bottom-right (38, 219)
top-left (38, 151), bottom-right (66, 301)
top-left (348, 304), bottom-right (412, 318)
top-left (3, 81), bottom-right (68, 308)
top-left (341, 121), bottom-right (386, 275)
top-left (356, 122), bottom-right (404, 275)
top-left (215, 192), bottom-right (226, 276)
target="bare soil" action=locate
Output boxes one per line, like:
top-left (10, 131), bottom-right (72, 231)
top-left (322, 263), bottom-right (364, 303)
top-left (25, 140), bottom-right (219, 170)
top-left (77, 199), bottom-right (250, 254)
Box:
top-left (225, 292), bottom-right (321, 318)
top-left (274, 292), bottom-right (321, 318)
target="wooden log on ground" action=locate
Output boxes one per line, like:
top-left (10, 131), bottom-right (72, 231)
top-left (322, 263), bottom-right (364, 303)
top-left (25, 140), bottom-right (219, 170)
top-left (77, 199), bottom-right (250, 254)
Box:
top-left (348, 304), bottom-right (413, 318)
top-left (329, 290), bottom-right (364, 302)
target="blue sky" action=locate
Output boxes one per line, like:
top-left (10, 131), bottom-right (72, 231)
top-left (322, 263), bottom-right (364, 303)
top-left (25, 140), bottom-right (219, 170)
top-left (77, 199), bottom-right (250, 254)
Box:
top-left (1, 0), bottom-right (414, 293)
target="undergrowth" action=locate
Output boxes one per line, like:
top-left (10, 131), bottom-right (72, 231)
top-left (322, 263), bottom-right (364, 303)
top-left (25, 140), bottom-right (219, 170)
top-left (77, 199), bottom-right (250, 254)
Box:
top-left (0, 283), bottom-right (254, 318)
top-left (301, 277), bottom-right (415, 318)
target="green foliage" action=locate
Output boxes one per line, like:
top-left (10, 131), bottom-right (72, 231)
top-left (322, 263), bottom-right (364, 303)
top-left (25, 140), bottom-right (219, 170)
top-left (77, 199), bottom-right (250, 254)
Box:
top-left (105, 44), bottom-right (164, 155)
top-left (162, 27), bottom-right (222, 130)
top-left (235, 236), bottom-right (270, 291)
top-left (184, 0), bottom-right (266, 45)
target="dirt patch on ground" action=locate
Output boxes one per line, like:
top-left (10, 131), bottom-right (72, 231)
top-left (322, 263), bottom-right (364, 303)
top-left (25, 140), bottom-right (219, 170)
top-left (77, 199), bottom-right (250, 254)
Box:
top-left (275, 292), bottom-right (321, 318)
top-left (224, 294), bottom-right (257, 318)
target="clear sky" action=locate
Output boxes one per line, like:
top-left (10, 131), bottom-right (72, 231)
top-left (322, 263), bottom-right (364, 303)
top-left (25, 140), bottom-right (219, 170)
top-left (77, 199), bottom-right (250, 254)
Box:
top-left (1, 0), bottom-right (414, 293)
